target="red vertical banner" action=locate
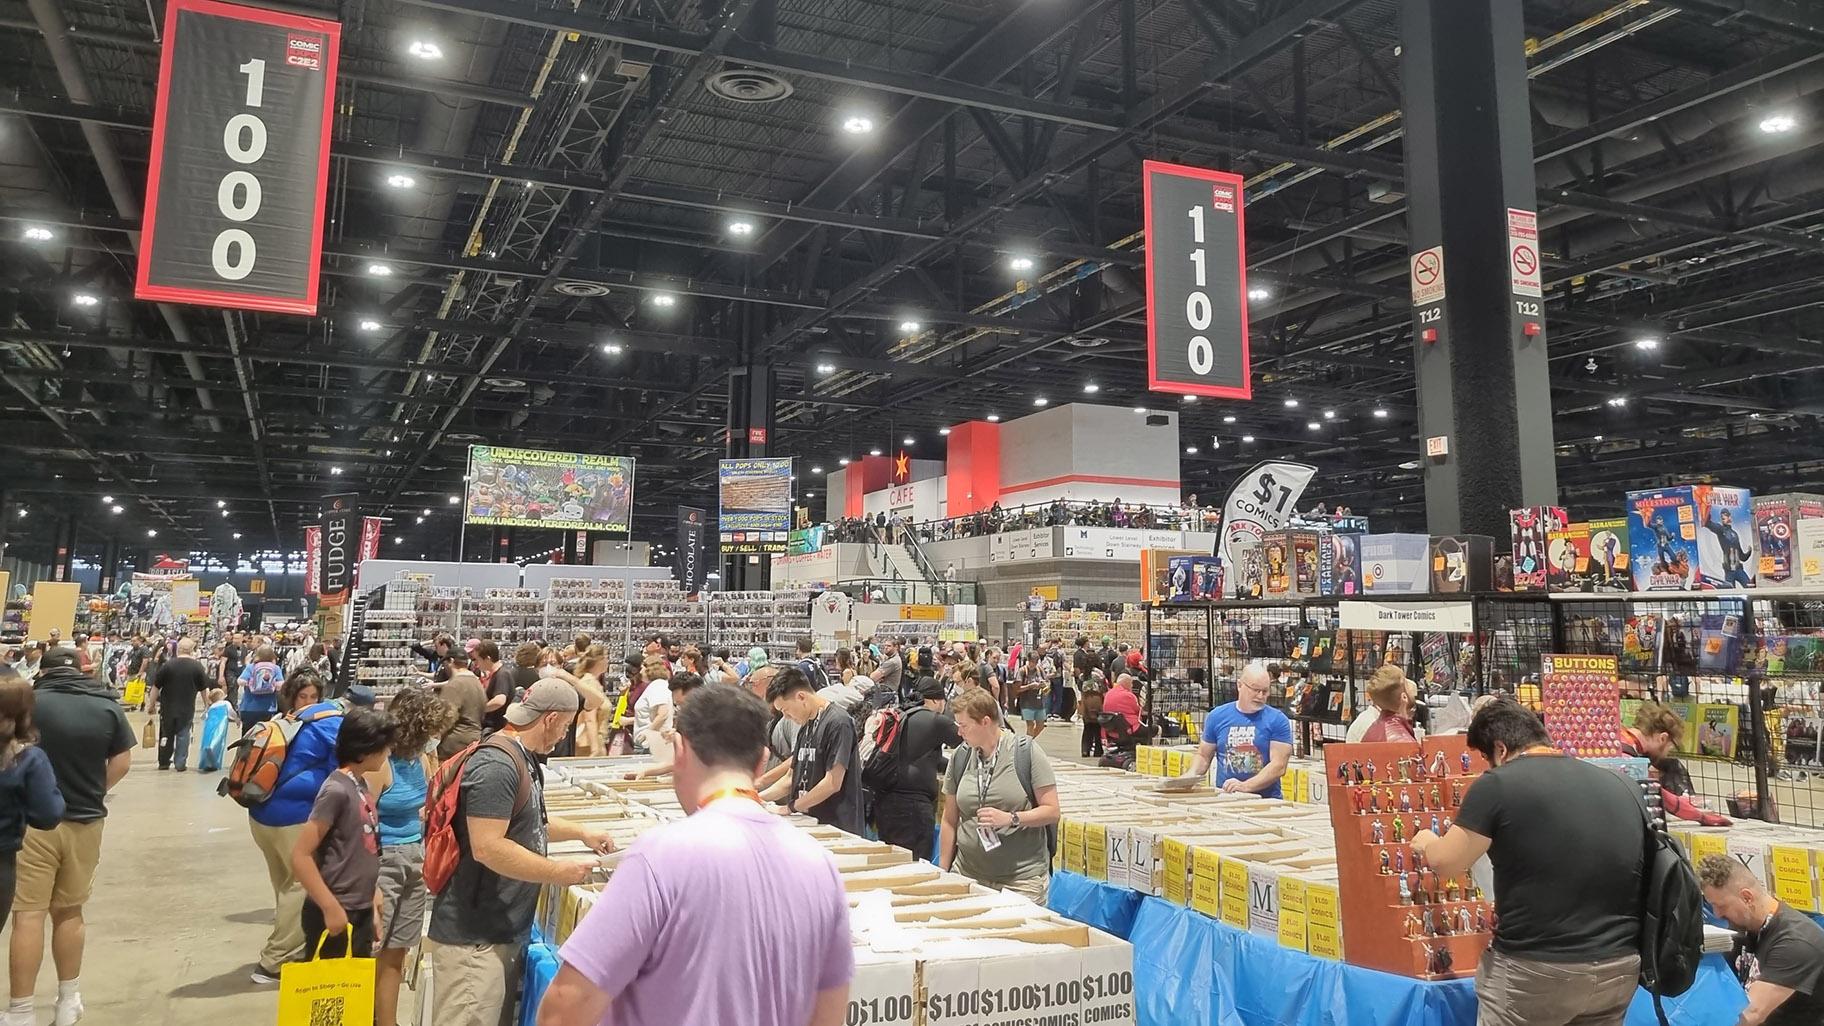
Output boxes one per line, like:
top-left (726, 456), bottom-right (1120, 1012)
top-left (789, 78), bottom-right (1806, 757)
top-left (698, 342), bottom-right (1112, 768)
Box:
top-left (358, 517), bottom-right (383, 562)
top-left (303, 525), bottom-right (321, 596)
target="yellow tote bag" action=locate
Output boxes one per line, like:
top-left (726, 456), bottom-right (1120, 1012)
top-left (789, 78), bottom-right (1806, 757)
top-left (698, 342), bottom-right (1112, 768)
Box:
top-left (121, 679), bottom-right (146, 706)
top-left (277, 930), bottom-right (375, 1026)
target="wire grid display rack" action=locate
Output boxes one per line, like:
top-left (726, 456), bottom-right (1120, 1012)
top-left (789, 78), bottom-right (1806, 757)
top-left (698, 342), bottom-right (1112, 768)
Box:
top-left (1147, 590), bottom-right (1824, 827)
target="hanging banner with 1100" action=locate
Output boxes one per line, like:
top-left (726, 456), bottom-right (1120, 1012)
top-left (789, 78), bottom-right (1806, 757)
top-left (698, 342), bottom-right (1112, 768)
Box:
top-left (135, 0), bottom-right (340, 315)
top-left (1143, 160), bottom-right (1252, 398)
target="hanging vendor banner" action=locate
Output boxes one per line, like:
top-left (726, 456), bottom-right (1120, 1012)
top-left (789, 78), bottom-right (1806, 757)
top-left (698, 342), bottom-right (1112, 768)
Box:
top-left (464, 445), bottom-right (635, 533)
top-left (303, 525), bottom-right (321, 596)
top-left (1219, 461), bottom-right (1318, 567)
top-left (359, 516), bottom-right (383, 564)
top-left (135, 0), bottom-right (341, 315)
top-left (1143, 160), bottom-right (1252, 398)
top-left (718, 457), bottom-right (793, 554)
top-left (318, 492), bottom-right (358, 606)
top-left (675, 507), bottom-right (707, 594)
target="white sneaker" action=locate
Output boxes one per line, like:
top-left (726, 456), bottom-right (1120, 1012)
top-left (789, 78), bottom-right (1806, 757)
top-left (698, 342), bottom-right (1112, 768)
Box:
top-left (54, 995), bottom-right (83, 1026)
top-left (2, 1008), bottom-right (32, 1026)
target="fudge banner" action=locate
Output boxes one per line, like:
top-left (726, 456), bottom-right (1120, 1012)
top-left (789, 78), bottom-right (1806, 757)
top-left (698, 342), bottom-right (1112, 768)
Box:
top-left (465, 446), bottom-right (635, 533)
top-left (718, 457), bottom-right (793, 554)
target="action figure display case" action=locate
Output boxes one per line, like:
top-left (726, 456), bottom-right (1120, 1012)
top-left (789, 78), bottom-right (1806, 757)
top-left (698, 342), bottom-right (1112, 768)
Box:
top-left (1322, 736), bottom-right (1495, 980)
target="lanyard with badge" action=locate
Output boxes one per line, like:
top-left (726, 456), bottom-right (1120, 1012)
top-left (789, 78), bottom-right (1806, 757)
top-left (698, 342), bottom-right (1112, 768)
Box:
top-left (975, 740), bottom-right (1003, 852)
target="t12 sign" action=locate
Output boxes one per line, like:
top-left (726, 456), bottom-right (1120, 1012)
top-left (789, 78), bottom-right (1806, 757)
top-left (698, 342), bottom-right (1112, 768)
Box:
top-left (135, 0), bottom-right (340, 315)
top-left (1143, 160), bottom-right (1252, 398)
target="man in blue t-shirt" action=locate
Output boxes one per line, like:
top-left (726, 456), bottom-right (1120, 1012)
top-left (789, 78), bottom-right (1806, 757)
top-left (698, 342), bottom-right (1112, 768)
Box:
top-left (1182, 664), bottom-right (1293, 798)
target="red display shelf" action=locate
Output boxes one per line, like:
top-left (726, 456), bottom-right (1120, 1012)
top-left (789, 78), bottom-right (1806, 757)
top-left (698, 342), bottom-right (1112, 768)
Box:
top-left (1321, 736), bottom-right (1497, 980)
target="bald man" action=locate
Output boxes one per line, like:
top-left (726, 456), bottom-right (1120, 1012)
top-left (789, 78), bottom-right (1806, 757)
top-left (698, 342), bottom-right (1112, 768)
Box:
top-left (1181, 664), bottom-right (1293, 797)
top-left (1700, 854), bottom-right (1824, 1026)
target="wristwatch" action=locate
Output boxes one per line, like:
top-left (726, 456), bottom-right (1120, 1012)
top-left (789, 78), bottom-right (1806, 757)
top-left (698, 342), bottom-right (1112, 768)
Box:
top-left (1010, 811), bottom-right (1022, 830)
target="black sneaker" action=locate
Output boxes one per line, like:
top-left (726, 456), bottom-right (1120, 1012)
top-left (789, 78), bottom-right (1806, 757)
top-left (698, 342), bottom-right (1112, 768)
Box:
top-left (250, 967), bottom-right (280, 985)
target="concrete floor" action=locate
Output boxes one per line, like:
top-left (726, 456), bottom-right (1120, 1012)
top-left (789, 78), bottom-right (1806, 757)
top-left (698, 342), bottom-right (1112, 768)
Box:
top-left (1, 709), bottom-right (281, 1026)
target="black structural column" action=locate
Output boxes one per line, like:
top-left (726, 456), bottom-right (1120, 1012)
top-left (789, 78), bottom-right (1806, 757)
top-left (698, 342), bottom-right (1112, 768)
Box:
top-left (97, 538), bottom-right (119, 594)
top-left (723, 358), bottom-right (776, 591)
top-left (53, 518), bottom-right (76, 583)
top-left (1402, 0), bottom-right (1558, 537)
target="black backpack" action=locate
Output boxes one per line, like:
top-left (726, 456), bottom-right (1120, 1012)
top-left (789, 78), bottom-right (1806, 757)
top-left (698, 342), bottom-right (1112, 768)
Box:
top-left (1635, 801), bottom-right (1704, 1025)
top-left (859, 706), bottom-right (914, 792)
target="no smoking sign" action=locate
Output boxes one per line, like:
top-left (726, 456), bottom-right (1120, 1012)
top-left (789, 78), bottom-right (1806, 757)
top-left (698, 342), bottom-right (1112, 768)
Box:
top-left (1507, 207), bottom-right (1542, 297)
top-left (1409, 245), bottom-right (1445, 306)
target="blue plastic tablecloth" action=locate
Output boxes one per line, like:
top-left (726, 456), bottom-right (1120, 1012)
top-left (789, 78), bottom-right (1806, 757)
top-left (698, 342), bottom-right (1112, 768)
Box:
top-left (519, 942), bottom-right (560, 1026)
top-left (1046, 870), bottom-right (1747, 1026)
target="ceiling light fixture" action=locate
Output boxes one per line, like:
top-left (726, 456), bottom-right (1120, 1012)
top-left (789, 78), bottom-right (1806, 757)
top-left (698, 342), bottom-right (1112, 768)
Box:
top-left (1283, 398), bottom-right (1299, 408)
top-left (221, 509), bottom-right (229, 517)
top-left (1633, 336), bottom-right (1661, 351)
top-left (110, 505), bottom-right (123, 515)
top-left (448, 495), bottom-right (460, 504)
top-left (577, 72), bottom-right (589, 83)
top-left (366, 262), bottom-right (393, 277)
top-left (1607, 395), bottom-right (1628, 407)
top-left (1033, 397), bottom-right (1048, 407)
top-left (869, 448), bottom-right (882, 456)
top-left (421, 509), bottom-right (430, 516)
top-left (899, 320), bottom-right (921, 334)
top-left (727, 219), bottom-right (755, 236)
top-left (1184, 446), bottom-right (1198, 454)
top-left (841, 114), bottom-right (875, 135)
top-left (1760, 112), bottom-right (1798, 134)
top-left (72, 293), bottom-right (99, 307)
top-left (102, 495), bottom-right (113, 504)
top-left (385, 173), bottom-right (415, 189)
top-left (1373, 408), bottom-right (1389, 419)
top-left (939, 427), bottom-right (951, 436)
top-left (1222, 415), bottom-right (1237, 424)
top-left (1083, 383), bottom-right (1100, 393)
top-left (1247, 286), bottom-right (1272, 302)
top-left (1133, 406), bottom-right (1147, 414)
top-left (232, 532), bottom-right (242, 540)
top-left (407, 39), bottom-right (444, 60)
top-left (838, 458), bottom-right (851, 466)
top-left (146, 529), bottom-right (157, 538)
top-left (330, 466), bottom-right (344, 475)
top-left (649, 292), bottom-right (677, 307)
top-left (815, 362), bottom-right (836, 374)
top-left (811, 466), bottom-right (824, 474)
top-left (1182, 395), bottom-right (1197, 404)
top-left (1241, 434), bottom-right (1255, 443)
top-left (1008, 256), bottom-right (1035, 273)
top-left (601, 342), bottom-right (623, 354)
top-left (416, 517), bottom-right (425, 524)
top-left (358, 319), bottom-right (382, 332)
top-left (1323, 409), bottom-right (1337, 420)
top-left (1307, 421), bottom-right (1322, 430)
top-left (22, 226), bottom-right (52, 242)
top-left (394, 536), bottom-right (403, 544)
top-left (1594, 434), bottom-right (1605, 441)
top-left (986, 414), bottom-right (1001, 422)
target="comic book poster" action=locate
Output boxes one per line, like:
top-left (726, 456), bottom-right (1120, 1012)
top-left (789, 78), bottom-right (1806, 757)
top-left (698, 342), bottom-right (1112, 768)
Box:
top-left (465, 445), bottom-right (635, 532)
top-left (1666, 701), bottom-right (1698, 755)
top-left (1587, 518), bottom-right (1630, 592)
top-left (1547, 522), bottom-right (1591, 592)
top-left (1627, 488), bottom-right (1699, 590)
top-left (1307, 631), bottom-right (1337, 674)
top-left (1510, 506), bottom-right (1568, 592)
top-left (1697, 704), bottom-right (1739, 759)
top-left (1620, 614), bottom-right (1663, 673)
top-left (1662, 617), bottom-right (1700, 677)
top-left (1695, 613), bottom-right (1741, 674)
top-left (1692, 486), bottom-right (1756, 589)
top-left (1421, 633), bottom-right (1456, 687)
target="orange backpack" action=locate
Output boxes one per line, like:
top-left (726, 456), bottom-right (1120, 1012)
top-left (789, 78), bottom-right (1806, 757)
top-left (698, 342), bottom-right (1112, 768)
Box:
top-left (423, 734), bottom-right (533, 896)
top-left (217, 706), bottom-right (342, 808)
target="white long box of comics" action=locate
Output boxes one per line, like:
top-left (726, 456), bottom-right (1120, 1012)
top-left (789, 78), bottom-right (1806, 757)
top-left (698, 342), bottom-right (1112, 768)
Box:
top-left (538, 760), bottom-right (1137, 1026)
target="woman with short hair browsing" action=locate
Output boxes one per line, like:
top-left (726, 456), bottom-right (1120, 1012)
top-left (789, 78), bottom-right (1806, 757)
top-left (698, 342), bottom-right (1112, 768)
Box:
top-left (939, 690), bottom-right (1060, 903)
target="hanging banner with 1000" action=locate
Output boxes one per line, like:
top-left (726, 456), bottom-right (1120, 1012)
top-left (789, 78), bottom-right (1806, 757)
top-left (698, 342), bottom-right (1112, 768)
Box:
top-left (136, 0), bottom-right (340, 315)
top-left (1143, 160), bottom-right (1252, 398)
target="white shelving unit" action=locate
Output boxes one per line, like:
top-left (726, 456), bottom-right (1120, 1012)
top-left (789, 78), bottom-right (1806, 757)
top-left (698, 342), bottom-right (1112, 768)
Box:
top-left (355, 609), bottom-right (419, 696)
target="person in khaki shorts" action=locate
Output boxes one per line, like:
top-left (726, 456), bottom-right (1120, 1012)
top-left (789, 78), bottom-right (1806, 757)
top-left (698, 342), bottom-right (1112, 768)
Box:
top-left (427, 681), bottom-right (613, 1026)
top-left (6, 648), bottom-right (133, 1026)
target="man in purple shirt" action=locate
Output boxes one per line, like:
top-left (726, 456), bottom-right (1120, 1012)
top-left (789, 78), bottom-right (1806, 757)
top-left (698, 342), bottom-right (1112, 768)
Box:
top-left (538, 684), bottom-right (853, 1026)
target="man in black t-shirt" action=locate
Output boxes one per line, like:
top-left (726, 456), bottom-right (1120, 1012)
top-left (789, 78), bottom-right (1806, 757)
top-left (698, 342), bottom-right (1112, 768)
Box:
top-left (761, 667), bottom-right (863, 835)
top-left (149, 638), bottom-right (211, 771)
top-left (1701, 854), bottom-right (1824, 1026)
top-left (1410, 700), bottom-right (1646, 1026)
top-left (871, 677), bottom-right (962, 859)
top-left (219, 633), bottom-right (247, 706)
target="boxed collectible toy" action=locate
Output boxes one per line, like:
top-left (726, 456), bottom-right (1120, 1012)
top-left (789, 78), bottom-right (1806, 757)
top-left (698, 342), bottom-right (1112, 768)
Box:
top-left (1359, 534), bottom-right (1429, 594)
top-left (1428, 535), bottom-right (1494, 593)
top-left (1587, 518), bottom-right (1630, 592)
top-left (1508, 506), bottom-right (1568, 592)
top-left (1167, 556), bottom-right (1224, 601)
top-left (1231, 536), bottom-right (1265, 599)
top-left (1753, 492), bottom-right (1824, 589)
top-left (1330, 532), bottom-right (1363, 596)
top-left (1628, 485), bottom-right (1756, 590)
top-left (1262, 530), bottom-right (1322, 598)
top-left (1546, 522), bottom-right (1591, 592)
